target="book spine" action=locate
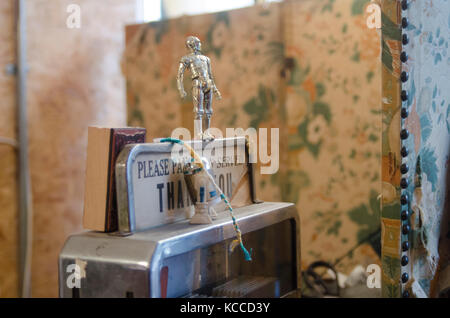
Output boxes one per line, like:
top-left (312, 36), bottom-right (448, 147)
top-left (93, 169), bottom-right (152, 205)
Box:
top-left (105, 128), bottom-right (146, 231)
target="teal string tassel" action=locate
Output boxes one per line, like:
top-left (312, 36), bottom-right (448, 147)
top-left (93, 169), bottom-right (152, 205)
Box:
top-left (160, 138), bottom-right (252, 262)
top-left (241, 244), bottom-right (253, 261)
top-left (220, 195), bottom-right (252, 261)
top-left (160, 137), bottom-right (184, 145)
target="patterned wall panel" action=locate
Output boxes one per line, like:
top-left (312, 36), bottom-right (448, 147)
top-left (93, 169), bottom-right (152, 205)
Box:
top-left (124, 0), bottom-right (382, 276)
top-left (380, 0), bottom-right (403, 298)
top-left (282, 0), bottom-right (382, 273)
top-left (381, 0), bottom-right (450, 298)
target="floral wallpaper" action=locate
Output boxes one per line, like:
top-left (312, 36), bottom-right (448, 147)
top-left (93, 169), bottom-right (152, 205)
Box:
top-left (381, 0), bottom-right (450, 297)
top-left (123, 0), bottom-right (382, 278)
top-left (281, 0), bottom-right (382, 273)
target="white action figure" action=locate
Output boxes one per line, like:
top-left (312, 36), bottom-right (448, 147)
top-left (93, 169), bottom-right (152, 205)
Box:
top-left (177, 36), bottom-right (222, 140)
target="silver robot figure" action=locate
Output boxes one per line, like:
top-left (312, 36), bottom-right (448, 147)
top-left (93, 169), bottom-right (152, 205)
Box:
top-left (177, 36), bottom-right (222, 140)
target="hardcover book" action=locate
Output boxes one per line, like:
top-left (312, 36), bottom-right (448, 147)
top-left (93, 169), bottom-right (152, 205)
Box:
top-left (83, 127), bottom-right (146, 232)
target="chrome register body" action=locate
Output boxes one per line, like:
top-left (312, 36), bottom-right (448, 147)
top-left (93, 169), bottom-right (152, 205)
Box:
top-left (59, 202), bottom-right (301, 298)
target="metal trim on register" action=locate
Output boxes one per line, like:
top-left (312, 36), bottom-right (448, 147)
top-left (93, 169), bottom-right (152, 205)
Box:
top-left (59, 202), bottom-right (301, 298)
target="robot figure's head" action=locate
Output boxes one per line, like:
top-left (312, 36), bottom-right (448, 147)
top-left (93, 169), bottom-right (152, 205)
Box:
top-left (186, 36), bottom-right (201, 53)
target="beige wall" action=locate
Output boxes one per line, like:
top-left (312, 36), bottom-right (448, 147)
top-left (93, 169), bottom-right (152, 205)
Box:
top-left (0, 0), bottom-right (136, 297)
top-left (26, 0), bottom-right (136, 297)
top-left (0, 0), bottom-right (19, 298)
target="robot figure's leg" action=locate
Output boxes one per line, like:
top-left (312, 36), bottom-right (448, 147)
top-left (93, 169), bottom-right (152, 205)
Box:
top-left (204, 89), bottom-right (213, 135)
top-left (192, 80), bottom-right (204, 139)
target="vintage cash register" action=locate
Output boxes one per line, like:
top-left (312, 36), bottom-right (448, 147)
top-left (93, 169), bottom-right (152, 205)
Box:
top-left (59, 136), bottom-right (301, 298)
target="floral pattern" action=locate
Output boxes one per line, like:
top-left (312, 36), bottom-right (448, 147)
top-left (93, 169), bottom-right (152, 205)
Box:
top-left (381, 0), bottom-right (450, 297)
top-left (124, 0), bottom-right (382, 277)
top-left (281, 0), bottom-right (382, 273)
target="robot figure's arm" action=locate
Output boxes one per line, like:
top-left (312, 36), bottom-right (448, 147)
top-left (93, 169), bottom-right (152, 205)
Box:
top-left (177, 61), bottom-right (187, 99)
top-left (207, 58), bottom-right (221, 100)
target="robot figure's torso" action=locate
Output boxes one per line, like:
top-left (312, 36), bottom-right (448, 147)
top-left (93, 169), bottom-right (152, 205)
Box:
top-left (181, 54), bottom-right (211, 86)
